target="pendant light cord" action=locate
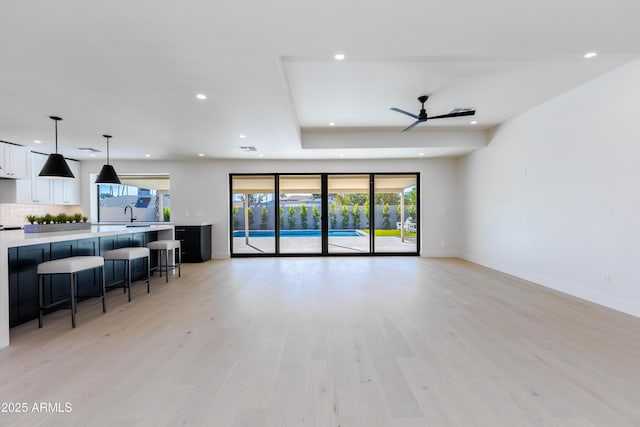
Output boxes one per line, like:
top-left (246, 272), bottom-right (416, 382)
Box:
top-left (103, 134), bottom-right (112, 165)
top-left (49, 116), bottom-right (63, 154)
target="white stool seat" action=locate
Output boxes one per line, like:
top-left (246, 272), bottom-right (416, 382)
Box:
top-left (104, 247), bottom-right (150, 260)
top-left (147, 240), bottom-right (180, 250)
top-left (103, 247), bottom-right (151, 302)
top-left (38, 256), bottom-right (104, 274)
top-left (146, 240), bottom-right (181, 282)
top-left (37, 256), bottom-right (106, 328)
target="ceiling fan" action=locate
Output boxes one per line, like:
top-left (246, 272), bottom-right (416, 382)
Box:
top-left (391, 95), bottom-right (476, 131)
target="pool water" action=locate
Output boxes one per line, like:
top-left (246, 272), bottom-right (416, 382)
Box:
top-left (233, 230), bottom-right (363, 237)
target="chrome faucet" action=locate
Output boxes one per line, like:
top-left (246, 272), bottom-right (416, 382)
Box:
top-left (124, 205), bottom-right (136, 223)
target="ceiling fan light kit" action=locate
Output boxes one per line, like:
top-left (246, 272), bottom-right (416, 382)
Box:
top-left (391, 95), bottom-right (476, 132)
top-left (39, 116), bottom-right (75, 179)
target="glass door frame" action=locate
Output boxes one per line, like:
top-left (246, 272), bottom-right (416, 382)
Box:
top-left (278, 173), bottom-right (325, 255)
top-left (327, 173), bottom-right (372, 255)
top-left (229, 172), bottom-right (420, 257)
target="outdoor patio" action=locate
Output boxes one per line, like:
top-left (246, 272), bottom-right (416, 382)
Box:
top-left (232, 234), bottom-right (417, 254)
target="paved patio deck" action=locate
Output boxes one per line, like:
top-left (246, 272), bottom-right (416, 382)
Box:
top-left (232, 235), bottom-right (417, 254)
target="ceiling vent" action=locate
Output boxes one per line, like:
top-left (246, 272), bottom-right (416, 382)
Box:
top-left (77, 147), bottom-right (102, 153)
top-left (239, 146), bottom-right (257, 151)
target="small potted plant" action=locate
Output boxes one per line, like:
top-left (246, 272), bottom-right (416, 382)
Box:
top-left (24, 212), bottom-right (91, 233)
top-left (55, 213), bottom-right (68, 224)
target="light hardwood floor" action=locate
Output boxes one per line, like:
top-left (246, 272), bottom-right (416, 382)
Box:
top-left (1, 257), bottom-right (640, 427)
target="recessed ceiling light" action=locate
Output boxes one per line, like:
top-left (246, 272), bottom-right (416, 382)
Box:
top-left (338, 153), bottom-right (345, 157)
top-left (198, 153), bottom-right (205, 157)
top-left (329, 122), bottom-right (336, 126)
top-left (239, 134), bottom-right (246, 139)
top-left (89, 154), bottom-right (97, 157)
top-left (334, 53), bottom-right (345, 61)
top-left (418, 152), bottom-right (425, 156)
top-left (144, 154), bottom-right (151, 158)
top-left (470, 120), bottom-right (478, 125)
top-left (196, 93), bottom-right (207, 100)
top-left (258, 154), bottom-right (264, 158)
top-left (584, 52), bottom-right (598, 59)
top-left (34, 140), bottom-right (42, 144)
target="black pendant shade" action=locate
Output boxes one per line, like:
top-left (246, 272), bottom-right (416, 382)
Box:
top-left (96, 164), bottom-right (121, 185)
top-left (39, 153), bottom-right (75, 178)
top-left (95, 134), bottom-right (122, 185)
top-left (39, 116), bottom-right (75, 179)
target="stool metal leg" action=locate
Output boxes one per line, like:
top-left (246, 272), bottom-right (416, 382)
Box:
top-left (178, 246), bottom-right (181, 278)
top-left (127, 259), bottom-right (132, 302)
top-left (101, 265), bottom-right (107, 313)
top-left (38, 274), bottom-right (44, 328)
top-left (146, 255), bottom-right (150, 293)
top-left (121, 260), bottom-right (126, 294)
top-left (70, 273), bottom-right (76, 328)
top-left (158, 250), bottom-right (162, 278)
top-left (73, 273), bottom-right (78, 314)
top-left (165, 249), bottom-right (169, 283)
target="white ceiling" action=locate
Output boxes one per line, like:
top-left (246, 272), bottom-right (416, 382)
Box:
top-left (1, 0), bottom-right (639, 161)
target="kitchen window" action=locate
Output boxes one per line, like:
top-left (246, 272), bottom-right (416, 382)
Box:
top-left (97, 175), bottom-right (171, 223)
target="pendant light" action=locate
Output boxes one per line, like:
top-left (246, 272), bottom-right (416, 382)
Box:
top-left (39, 116), bottom-right (75, 178)
top-left (95, 134), bottom-right (122, 184)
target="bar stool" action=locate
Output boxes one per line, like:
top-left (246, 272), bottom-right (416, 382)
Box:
top-left (103, 247), bottom-right (150, 302)
top-left (147, 240), bottom-right (181, 282)
top-left (37, 256), bottom-right (106, 328)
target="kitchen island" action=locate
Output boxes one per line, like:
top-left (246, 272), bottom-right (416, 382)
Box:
top-left (0, 224), bottom-right (174, 348)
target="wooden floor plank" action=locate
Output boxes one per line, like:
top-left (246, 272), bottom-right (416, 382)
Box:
top-left (1, 257), bottom-right (640, 426)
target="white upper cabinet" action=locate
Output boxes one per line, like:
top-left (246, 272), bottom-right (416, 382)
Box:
top-left (30, 152), bottom-right (54, 204)
top-left (0, 142), bottom-right (30, 179)
top-left (53, 159), bottom-right (80, 205)
top-left (0, 151), bottom-right (80, 205)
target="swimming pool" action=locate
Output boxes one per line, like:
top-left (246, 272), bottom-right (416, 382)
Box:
top-left (233, 230), bottom-right (364, 237)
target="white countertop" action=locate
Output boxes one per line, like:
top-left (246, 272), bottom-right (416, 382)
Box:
top-left (0, 224), bottom-right (174, 249)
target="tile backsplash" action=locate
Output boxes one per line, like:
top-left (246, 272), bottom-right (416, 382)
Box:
top-left (0, 204), bottom-right (84, 228)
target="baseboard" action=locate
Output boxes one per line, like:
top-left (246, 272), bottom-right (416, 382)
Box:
top-left (458, 252), bottom-right (640, 319)
top-left (212, 251), bottom-right (230, 260)
top-left (420, 251), bottom-right (460, 258)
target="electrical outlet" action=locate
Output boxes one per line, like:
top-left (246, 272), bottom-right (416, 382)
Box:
top-left (602, 273), bottom-right (611, 285)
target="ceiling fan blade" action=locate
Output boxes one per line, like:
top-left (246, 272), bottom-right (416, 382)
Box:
top-left (428, 110), bottom-right (476, 120)
top-left (402, 120), bottom-right (422, 132)
top-left (390, 107), bottom-right (419, 120)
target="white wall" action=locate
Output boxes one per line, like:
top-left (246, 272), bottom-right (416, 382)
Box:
top-left (459, 59), bottom-right (640, 317)
top-left (81, 158), bottom-right (462, 259)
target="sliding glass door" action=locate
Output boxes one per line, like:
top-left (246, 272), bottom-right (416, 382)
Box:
top-left (327, 174), bottom-right (370, 254)
top-left (230, 175), bottom-right (276, 255)
top-left (373, 174), bottom-right (418, 253)
top-left (278, 175), bottom-right (323, 254)
top-left (230, 173), bottom-right (419, 256)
